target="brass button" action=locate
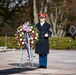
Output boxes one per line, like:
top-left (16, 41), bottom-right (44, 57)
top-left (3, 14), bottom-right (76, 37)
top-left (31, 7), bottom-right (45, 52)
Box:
top-left (41, 39), bottom-right (43, 41)
top-left (42, 35), bottom-right (43, 37)
top-left (42, 31), bottom-right (44, 33)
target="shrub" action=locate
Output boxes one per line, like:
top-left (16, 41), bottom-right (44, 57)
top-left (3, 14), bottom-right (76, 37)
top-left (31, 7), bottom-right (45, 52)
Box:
top-left (49, 37), bottom-right (76, 50)
top-left (7, 37), bottom-right (20, 49)
top-left (0, 37), bottom-right (76, 50)
top-left (0, 37), bottom-right (20, 49)
top-left (0, 37), bottom-right (5, 46)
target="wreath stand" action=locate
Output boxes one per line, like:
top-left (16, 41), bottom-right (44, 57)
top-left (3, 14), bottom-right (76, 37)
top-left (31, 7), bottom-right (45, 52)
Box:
top-left (19, 47), bottom-right (34, 68)
top-left (15, 22), bottom-right (39, 68)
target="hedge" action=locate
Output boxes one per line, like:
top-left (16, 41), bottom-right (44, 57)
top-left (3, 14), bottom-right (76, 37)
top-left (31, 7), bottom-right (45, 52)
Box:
top-left (49, 37), bottom-right (76, 50)
top-left (0, 37), bottom-right (76, 50)
top-left (0, 37), bottom-right (20, 49)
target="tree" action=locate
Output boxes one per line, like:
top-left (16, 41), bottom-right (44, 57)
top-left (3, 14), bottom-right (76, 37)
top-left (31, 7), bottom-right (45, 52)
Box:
top-left (33, 0), bottom-right (38, 24)
top-left (35, 0), bottom-right (76, 37)
top-left (0, 0), bottom-right (76, 36)
top-left (0, 0), bottom-right (31, 35)
top-left (48, 0), bottom-right (68, 37)
top-left (0, 0), bottom-right (29, 27)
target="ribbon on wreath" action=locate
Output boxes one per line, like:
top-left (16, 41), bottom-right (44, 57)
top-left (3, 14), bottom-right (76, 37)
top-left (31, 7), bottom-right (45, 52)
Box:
top-left (22, 22), bottom-right (33, 62)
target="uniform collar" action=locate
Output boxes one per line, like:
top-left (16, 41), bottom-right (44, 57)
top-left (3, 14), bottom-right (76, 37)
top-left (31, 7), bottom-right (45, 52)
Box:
top-left (40, 21), bottom-right (45, 26)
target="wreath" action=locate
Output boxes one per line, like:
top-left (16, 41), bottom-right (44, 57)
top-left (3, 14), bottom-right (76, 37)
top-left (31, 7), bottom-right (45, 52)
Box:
top-left (15, 22), bottom-right (39, 49)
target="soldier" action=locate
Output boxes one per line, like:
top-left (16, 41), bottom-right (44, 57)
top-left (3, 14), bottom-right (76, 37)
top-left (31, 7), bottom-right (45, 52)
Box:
top-left (35, 13), bottom-right (52, 69)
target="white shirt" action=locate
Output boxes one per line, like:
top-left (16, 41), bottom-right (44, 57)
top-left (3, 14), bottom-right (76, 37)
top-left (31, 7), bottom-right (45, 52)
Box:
top-left (40, 21), bottom-right (45, 26)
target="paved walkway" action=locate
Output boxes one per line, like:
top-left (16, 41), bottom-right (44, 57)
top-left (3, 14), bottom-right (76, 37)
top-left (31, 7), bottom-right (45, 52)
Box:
top-left (0, 50), bottom-right (76, 75)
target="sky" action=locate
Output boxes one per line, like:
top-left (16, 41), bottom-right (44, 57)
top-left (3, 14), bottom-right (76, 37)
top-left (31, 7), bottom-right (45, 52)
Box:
top-left (8, 0), bottom-right (29, 9)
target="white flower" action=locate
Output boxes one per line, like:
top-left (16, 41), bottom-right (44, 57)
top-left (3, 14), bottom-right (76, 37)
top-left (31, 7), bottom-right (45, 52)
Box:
top-left (22, 42), bottom-right (25, 44)
top-left (32, 31), bottom-right (34, 33)
top-left (20, 34), bottom-right (22, 36)
top-left (31, 41), bottom-right (34, 44)
top-left (20, 29), bottom-right (22, 31)
top-left (30, 29), bottom-right (32, 31)
top-left (36, 33), bottom-right (38, 36)
top-left (20, 38), bottom-right (22, 41)
top-left (30, 26), bottom-right (33, 29)
top-left (35, 37), bottom-right (37, 39)
top-left (30, 37), bottom-right (33, 40)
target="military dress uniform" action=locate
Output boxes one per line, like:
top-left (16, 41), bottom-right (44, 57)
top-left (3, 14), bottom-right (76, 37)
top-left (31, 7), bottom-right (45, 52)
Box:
top-left (35, 21), bottom-right (52, 68)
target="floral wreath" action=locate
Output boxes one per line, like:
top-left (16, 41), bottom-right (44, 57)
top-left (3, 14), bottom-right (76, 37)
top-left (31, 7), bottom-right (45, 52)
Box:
top-left (15, 22), bottom-right (39, 49)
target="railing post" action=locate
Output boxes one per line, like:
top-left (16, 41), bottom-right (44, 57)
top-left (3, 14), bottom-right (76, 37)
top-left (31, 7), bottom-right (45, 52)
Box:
top-left (5, 34), bottom-right (7, 52)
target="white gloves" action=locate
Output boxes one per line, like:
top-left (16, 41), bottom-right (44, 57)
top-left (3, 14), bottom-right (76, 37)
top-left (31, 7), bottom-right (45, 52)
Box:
top-left (44, 33), bottom-right (48, 37)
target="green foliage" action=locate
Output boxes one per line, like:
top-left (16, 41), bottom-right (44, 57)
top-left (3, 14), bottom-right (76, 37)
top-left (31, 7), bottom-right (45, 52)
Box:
top-left (0, 37), bottom-right (5, 46)
top-left (49, 37), bottom-right (76, 50)
top-left (0, 37), bottom-right (76, 50)
top-left (0, 37), bottom-right (20, 49)
top-left (7, 37), bottom-right (20, 49)
top-left (0, 0), bottom-right (32, 35)
top-left (0, 0), bottom-right (76, 37)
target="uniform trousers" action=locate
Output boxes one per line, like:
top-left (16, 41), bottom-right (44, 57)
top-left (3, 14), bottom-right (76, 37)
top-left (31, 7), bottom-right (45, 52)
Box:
top-left (39, 54), bottom-right (47, 67)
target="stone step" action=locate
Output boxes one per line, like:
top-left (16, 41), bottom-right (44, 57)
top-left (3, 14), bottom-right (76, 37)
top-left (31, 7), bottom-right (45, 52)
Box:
top-left (0, 46), bottom-right (7, 49)
top-left (0, 46), bottom-right (16, 51)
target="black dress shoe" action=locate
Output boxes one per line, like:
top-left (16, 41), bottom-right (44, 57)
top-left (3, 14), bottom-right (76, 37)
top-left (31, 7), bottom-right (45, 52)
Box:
top-left (43, 66), bottom-right (47, 69)
top-left (37, 66), bottom-right (43, 68)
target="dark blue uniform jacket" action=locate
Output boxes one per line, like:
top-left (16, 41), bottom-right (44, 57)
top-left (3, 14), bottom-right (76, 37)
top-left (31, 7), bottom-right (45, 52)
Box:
top-left (35, 22), bottom-right (52, 54)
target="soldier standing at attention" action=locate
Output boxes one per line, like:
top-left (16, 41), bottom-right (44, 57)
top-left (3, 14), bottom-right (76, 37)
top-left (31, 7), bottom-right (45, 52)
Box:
top-left (35, 13), bottom-right (52, 69)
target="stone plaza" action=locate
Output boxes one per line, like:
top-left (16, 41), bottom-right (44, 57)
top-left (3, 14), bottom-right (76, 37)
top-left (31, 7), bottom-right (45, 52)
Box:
top-left (0, 49), bottom-right (76, 75)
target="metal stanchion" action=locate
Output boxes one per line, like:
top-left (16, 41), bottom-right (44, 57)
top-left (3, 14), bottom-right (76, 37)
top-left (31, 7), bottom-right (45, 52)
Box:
top-left (19, 47), bottom-right (24, 68)
top-left (30, 49), bottom-right (34, 67)
top-left (5, 34), bottom-right (7, 52)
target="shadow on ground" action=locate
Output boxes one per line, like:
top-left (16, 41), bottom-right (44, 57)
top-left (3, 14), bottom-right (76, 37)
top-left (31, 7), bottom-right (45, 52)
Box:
top-left (0, 63), bottom-right (38, 75)
top-left (0, 67), bottom-right (37, 75)
top-left (9, 62), bottom-right (39, 67)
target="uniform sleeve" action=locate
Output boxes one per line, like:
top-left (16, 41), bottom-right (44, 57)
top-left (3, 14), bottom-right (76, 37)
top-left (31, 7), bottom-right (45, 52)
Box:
top-left (48, 25), bottom-right (52, 37)
top-left (44, 24), bottom-right (52, 37)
